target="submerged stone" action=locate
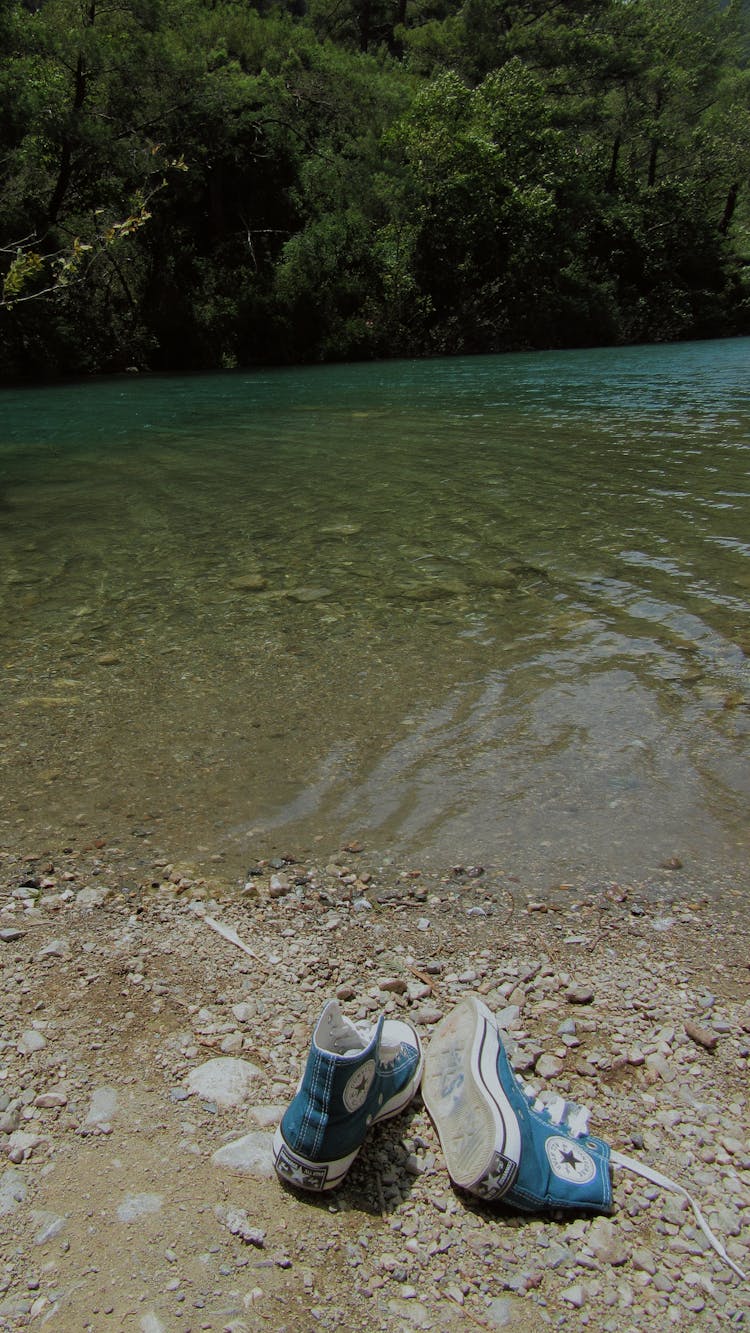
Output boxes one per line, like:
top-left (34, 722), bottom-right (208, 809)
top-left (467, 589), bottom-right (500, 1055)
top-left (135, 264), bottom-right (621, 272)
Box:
top-left (285, 586), bottom-right (333, 603)
top-left (398, 580), bottom-right (467, 601)
top-left (230, 573), bottom-right (268, 591)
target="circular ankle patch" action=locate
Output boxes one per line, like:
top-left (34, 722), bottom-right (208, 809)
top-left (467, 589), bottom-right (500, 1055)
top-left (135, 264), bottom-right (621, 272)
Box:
top-left (343, 1059), bottom-right (376, 1111)
top-left (544, 1136), bottom-right (596, 1185)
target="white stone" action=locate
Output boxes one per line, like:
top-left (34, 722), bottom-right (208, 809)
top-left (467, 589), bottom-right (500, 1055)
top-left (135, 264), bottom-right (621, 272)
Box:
top-left (187, 1057), bottom-right (261, 1108)
top-left (140, 1313), bottom-right (168, 1333)
top-left (32, 1210), bottom-right (67, 1245)
top-left (37, 938), bottom-right (72, 960)
top-left (8, 1131), bottom-right (43, 1160)
top-left (645, 1052), bottom-right (675, 1082)
top-left (495, 1005), bottom-right (521, 1030)
top-left (116, 1192), bottom-right (163, 1223)
top-left (18, 1029), bottom-right (46, 1055)
top-left (536, 1054), bottom-right (564, 1079)
top-left (83, 1086), bottom-right (118, 1129)
top-left (632, 1247), bottom-right (657, 1275)
top-left (34, 1091), bottom-right (68, 1109)
top-left (587, 1218), bottom-right (628, 1266)
top-left (211, 1131), bottom-right (275, 1177)
top-left (0, 1167), bottom-right (27, 1216)
top-left (386, 1298), bottom-right (432, 1328)
top-left (410, 1006), bottom-right (443, 1026)
top-left (485, 1296), bottom-right (527, 1328)
top-left (220, 1032), bottom-right (244, 1055)
top-left (232, 1003), bottom-right (254, 1023)
top-left (215, 1204), bottom-right (266, 1245)
top-left (245, 1105), bottom-right (285, 1128)
top-left (76, 886), bottom-right (108, 908)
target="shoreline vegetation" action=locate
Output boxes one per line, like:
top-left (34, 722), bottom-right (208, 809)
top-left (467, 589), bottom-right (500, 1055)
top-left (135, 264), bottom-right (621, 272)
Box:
top-left (1, 838), bottom-right (749, 1329)
top-left (2, 0), bottom-right (750, 381)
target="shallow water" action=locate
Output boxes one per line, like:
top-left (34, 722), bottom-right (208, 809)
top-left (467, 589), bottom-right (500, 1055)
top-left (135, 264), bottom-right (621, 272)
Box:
top-left (2, 339), bottom-right (749, 890)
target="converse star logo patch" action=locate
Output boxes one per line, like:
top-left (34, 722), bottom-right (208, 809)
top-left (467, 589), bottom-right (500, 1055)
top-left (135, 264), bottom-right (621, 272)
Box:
top-left (470, 1151), bottom-right (518, 1200)
top-left (275, 1145), bottom-right (329, 1190)
top-left (343, 1058), bottom-right (376, 1112)
top-left (545, 1135), bottom-right (597, 1185)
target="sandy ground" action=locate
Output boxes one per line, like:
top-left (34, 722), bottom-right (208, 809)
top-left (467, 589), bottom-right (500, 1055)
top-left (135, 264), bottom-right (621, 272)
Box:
top-left (1, 841), bottom-right (749, 1332)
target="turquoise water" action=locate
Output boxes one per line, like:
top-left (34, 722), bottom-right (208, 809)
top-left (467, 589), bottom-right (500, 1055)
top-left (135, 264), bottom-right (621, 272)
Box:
top-left (1, 339), bottom-right (749, 889)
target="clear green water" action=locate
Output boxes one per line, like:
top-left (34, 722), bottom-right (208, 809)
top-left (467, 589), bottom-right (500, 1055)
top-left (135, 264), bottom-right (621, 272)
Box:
top-left (2, 339), bottom-right (749, 889)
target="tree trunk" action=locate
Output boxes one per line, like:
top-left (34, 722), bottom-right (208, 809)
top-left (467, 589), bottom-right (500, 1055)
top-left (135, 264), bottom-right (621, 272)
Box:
top-left (719, 182), bottom-right (738, 235)
top-left (605, 135), bottom-right (620, 194)
top-left (647, 90), bottom-right (662, 188)
top-left (359, 0), bottom-right (371, 51)
top-left (47, 51), bottom-right (88, 224)
top-left (389, 0), bottom-right (407, 55)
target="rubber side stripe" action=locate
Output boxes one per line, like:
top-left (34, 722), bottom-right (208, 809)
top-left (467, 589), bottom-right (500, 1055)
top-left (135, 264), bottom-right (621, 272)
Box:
top-left (476, 1016), bottom-right (521, 1167)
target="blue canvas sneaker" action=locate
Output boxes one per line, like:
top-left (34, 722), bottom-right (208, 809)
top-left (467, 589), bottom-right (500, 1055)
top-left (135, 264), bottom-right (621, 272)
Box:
top-left (422, 995), bottom-right (612, 1212)
top-left (273, 999), bottom-right (423, 1191)
top-left (423, 995), bottom-right (747, 1281)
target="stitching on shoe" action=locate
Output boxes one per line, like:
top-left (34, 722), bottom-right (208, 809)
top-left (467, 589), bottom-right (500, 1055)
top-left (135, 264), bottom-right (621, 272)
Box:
top-left (311, 1051), bottom-right (335, 1158)
top-left (299, 1047), bottom-right (322, 1153)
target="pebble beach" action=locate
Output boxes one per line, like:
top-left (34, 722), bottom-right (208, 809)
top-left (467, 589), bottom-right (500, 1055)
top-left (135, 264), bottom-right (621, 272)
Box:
top-left (1, 840), bottom-right (749, 1332)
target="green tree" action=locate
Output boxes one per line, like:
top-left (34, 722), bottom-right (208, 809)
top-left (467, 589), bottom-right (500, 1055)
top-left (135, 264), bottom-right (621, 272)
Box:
top-left (270, 43), bottom-right (414, 359)
top-left (0, 0), bottom-right (202, 371)
top-left (378, 63), bottom-right (596, 351)
top-left (583, 0), bottom-right (750, 338)
top-left (1, 0), bottom-right (748, 376)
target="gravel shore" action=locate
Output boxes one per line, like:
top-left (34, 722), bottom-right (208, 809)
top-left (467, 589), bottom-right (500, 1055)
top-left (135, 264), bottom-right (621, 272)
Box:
top-left (1, 841), bottom-right (748, 1331)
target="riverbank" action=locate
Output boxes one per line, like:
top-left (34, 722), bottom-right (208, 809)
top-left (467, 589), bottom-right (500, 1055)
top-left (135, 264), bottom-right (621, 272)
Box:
top-left (1, 841), bottom-right (748, 1331)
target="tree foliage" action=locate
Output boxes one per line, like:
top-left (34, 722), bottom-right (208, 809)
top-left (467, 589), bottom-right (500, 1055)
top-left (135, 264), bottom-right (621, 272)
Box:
top-left (1, 0), bottom-right (748, 377)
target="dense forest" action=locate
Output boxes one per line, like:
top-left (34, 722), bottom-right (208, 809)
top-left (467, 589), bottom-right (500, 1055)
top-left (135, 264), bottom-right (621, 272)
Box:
top-left (1, 0), bottom-right (749, 377)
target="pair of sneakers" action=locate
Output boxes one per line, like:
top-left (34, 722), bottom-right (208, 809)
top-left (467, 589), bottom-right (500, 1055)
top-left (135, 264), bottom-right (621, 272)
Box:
top-left (272, 995), bottom-right (747, 1281)
top-left (272, 994), bottom-right (611, 1212)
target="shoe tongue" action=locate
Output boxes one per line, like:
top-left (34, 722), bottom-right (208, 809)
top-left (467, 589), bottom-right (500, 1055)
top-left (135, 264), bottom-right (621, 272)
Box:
top-left (316, 1001), bottom-right (371, 1056)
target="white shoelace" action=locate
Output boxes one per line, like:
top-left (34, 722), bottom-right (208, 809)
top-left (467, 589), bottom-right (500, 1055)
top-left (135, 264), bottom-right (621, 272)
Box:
top-left (323, 1006), bottom-right (373, 1055)
top-left (326, 1011), bottom-right (403, 1066)
top-left (516, 1077), bottom-right (746, 1282)
top-left (517, 1080), bottom-right (591, 1138)
top-left (610, 1148), bottom-right (747, 1282)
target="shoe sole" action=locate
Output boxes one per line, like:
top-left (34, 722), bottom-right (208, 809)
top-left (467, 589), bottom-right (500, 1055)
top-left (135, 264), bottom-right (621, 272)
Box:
top-left (272, 1128), bottom-right (359, 1191)
top-left (273, 1046), bottom-right (425, 1192)
top-left (422, 996), bottom-right (521, 1195)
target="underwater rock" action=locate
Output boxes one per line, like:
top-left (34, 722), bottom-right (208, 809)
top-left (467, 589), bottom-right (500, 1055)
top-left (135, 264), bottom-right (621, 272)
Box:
top-left (397, 580), bottom-right (467, 601)
top-left (230, 574), bottom-right (268, 592)
top-left (319, 523), bottom-right (362, 536)
top-left (285, 586), bottom-right (333, 603)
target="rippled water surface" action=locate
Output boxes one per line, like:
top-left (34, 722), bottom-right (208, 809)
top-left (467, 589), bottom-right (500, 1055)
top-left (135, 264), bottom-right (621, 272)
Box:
top-left (2, 340), bottom-right (749, 890)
